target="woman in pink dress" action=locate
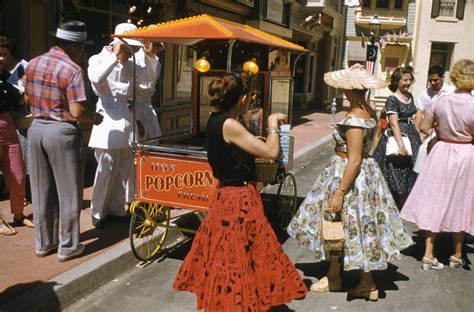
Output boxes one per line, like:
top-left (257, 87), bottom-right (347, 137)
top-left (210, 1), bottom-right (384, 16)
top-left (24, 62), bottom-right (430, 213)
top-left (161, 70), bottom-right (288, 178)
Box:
top-left (401, 59), bottom-right (474, 270)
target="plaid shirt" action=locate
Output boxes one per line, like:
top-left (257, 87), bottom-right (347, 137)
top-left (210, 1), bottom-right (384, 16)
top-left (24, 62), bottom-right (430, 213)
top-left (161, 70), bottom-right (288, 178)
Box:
top-left (25, 46), bottom-right (86, 121)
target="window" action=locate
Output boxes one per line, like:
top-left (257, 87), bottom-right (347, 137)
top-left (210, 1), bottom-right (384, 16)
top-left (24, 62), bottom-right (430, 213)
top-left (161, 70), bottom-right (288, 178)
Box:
top-left (439, 0), bottom-right (456, 16)
top-left (431, 0), bottom-right (465, 19)
top-left (383, 57), bottom-right (399, 72)
top-left (376, 0), bottom-right (389, 8)
top-left (362, 0), bottom-right (371, 8)
top-left (429, 42), bottom-right (453, 71)
top-left (393, 0), bottom-right (403, 9)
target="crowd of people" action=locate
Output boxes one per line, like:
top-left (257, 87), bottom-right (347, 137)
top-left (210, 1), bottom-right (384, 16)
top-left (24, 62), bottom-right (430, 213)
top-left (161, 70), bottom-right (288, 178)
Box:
top-left (0, 20), bottom-right (164, 261)
top-left (0, 18), bottom-right (472, 311)
top-left (174, 60), bottom-right (472, 310)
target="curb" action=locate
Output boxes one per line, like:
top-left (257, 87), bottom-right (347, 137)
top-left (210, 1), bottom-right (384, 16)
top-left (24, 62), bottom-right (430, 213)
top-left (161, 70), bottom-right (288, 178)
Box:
top-left (0, 231), bottom-right (184, 312)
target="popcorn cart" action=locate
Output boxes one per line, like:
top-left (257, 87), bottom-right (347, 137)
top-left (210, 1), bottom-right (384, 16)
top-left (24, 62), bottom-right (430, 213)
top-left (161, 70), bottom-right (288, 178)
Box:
top-left (115, 15), bottom-right (306, 261)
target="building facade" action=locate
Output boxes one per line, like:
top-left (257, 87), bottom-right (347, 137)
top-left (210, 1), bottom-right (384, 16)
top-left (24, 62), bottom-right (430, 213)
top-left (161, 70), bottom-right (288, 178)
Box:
top-left (411, 0), bottom-right (473, 96)
top-left (0, 0), bottom-right (346, 136)
top-left (290, 0), bottom-right (346, 109)
top-left (343, 0), bottom-right (416, 108)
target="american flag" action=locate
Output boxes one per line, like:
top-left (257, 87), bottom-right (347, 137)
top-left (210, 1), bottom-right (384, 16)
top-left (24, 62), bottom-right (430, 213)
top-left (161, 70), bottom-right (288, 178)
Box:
top-left (365, 45), bottom-right (378, 100)
top-left (365, 45), bottom-right (378, 75)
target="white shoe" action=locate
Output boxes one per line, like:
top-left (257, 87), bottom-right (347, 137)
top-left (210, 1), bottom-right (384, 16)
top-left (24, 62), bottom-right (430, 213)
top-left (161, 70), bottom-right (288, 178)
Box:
top-left (449, 255), bottom-right (466, 269)
top-left (58, 243), bottom-right (85, 262)
top-left (36, 244), bottom-right (58, 258)
top-left (421, 257), bottom-right (444, 271)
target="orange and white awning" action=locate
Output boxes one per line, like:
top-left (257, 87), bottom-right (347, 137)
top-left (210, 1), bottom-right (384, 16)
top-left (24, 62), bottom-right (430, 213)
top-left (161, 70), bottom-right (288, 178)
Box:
top-left (115, 14), bottom-right (307, 52)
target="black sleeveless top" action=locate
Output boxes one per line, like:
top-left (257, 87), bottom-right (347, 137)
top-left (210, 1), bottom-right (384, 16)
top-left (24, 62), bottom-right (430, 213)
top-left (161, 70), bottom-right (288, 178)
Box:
top-left (206, 112), bottom-right (255, 183)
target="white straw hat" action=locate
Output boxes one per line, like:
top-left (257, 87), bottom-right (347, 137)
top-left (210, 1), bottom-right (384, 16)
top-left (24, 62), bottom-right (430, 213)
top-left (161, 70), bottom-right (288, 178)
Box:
top-left (324, 64), bottom-right (387, 90)
top-left (112, 23), bottom-right (143, 47)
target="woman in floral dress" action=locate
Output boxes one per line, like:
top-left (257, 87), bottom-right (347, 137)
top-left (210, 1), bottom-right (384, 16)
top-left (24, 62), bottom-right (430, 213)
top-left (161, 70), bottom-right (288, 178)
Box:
top-left (288, 64), bottom-right (412, 301)
top-left (373, 67), bottom-right (422, 209)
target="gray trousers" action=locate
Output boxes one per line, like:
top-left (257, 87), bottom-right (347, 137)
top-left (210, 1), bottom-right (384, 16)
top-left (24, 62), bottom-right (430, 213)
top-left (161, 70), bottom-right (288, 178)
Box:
top-left (28, 119), bottom-right (84, 256)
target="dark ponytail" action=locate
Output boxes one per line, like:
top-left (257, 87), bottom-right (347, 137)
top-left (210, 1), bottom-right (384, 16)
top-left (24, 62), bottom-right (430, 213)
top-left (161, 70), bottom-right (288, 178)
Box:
top-left (207, 71), bottom-right (254, 112)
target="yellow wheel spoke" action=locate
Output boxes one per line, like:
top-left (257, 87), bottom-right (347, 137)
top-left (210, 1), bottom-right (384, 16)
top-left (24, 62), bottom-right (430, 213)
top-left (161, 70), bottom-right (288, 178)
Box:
top-left (129, 203), bottom-right (171, 261)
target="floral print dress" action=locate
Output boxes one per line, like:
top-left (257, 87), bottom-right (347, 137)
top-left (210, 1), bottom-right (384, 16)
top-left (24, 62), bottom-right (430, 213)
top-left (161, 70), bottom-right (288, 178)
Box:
top-left (288, 116), bottom-right (413, 272)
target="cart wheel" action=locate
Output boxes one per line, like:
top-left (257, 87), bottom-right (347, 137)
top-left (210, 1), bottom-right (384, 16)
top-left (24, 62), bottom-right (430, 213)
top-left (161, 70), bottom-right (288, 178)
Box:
top-left (276, 172), bottom-right (298, 230)
top-left (129, 201), bottom-right (170, 261)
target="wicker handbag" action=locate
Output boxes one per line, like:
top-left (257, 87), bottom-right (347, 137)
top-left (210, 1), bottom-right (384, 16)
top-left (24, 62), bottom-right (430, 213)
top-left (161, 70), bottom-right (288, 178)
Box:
top-left (321, 208), bottom-right (344, 251)
top-left (255, 158), bottom-right (278, 184)
top-left (254, 136), bottom-right (279, 184)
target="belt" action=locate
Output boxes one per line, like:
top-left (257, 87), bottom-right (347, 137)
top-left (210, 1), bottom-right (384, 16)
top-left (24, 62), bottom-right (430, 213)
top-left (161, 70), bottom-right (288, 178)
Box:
top-left (439, 138), bottom-right (473, 144)
top-left (219, 180), bottom-right (249, 187)
top-left (335, 150), bottom-right (370, 159)
top-left (398, 118), bottom-right (412, 123)
top-left (35, 117), bottom-right (78, 125)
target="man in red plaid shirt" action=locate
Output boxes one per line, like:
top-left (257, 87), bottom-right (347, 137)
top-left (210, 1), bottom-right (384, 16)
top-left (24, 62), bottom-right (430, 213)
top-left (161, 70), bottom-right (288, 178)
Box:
top-left (25, 20), bottom-right (103, 262)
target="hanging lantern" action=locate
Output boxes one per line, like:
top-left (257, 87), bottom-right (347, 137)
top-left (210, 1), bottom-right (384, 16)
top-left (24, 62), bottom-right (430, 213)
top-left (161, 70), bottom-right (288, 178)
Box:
top-left (195, 57), bottom-right (211, 73)
top-left (243, 59), bottom-right (259, 74)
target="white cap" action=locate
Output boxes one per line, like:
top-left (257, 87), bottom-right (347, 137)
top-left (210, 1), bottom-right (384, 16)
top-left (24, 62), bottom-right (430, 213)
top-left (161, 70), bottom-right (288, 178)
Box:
top-left (112, 23), bottom-right (143, 47)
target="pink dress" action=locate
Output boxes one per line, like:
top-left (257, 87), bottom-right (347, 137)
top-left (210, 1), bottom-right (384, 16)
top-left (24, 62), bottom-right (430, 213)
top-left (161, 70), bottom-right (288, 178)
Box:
top-left (401, 92), bottom-right (474, 233)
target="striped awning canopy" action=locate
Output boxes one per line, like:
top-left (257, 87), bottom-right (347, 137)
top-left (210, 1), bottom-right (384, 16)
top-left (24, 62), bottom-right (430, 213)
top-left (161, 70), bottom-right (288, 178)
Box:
top-left (114, 14), bottom-right (307, 52)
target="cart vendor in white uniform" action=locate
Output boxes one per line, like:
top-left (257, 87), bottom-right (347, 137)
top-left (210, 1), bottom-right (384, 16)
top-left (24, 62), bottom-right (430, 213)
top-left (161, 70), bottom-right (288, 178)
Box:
top-left (87, 23), bottom-right (161, 228)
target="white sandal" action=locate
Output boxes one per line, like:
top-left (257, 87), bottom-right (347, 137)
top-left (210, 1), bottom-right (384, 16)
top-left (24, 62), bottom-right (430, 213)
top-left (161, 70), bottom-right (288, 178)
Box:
top-left (421, 257), bottom-right (444, 271)
top-left (449, 255), bottom-right (466, 269)
top-left (310, 276), bottom-right (342, 292)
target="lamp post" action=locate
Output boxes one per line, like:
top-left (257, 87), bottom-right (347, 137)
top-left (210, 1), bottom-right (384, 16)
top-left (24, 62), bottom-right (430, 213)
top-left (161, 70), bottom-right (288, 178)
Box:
top-left (366, 15), bottom-right (381, 75)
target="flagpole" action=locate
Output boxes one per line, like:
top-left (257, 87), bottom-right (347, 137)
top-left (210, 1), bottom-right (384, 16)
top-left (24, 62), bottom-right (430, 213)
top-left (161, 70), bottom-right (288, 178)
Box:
top-left (366, 15), bottom-right (381, 101)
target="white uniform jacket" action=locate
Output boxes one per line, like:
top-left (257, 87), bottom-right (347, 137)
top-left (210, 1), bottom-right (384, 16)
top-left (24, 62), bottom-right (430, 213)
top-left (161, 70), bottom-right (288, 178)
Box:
top-left (134, 49), bottom-right (162, 140)
top-left (87, 47), bottom-right (159, 149)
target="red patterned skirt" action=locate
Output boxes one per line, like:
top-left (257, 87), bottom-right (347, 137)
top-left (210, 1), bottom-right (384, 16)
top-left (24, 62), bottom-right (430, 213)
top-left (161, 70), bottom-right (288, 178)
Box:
top-left (173, 184), bottom-right (308, 311)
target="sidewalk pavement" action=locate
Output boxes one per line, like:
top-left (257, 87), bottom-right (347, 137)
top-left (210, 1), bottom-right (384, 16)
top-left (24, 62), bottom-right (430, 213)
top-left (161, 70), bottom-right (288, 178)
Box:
top-left (0, 109), bottom-right (345, 311)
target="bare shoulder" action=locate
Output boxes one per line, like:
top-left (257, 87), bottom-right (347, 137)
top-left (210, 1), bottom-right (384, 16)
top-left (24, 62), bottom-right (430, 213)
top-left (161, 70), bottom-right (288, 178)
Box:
top-left (346, 108), bottom-right (371, 120)
top-left (223, 118), bottom-right (245, 131)
top-left (223, 118), bottom-right (248, 143)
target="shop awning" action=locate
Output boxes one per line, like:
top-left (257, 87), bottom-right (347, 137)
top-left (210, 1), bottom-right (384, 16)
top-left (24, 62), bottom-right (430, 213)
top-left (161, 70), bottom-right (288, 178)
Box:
top-left (115, 14), bottom-right (307, 52)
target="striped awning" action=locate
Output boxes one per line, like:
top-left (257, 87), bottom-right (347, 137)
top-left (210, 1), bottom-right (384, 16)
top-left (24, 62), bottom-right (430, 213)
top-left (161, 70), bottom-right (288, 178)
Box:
top-left (114, 14), bottom-right (307, 52)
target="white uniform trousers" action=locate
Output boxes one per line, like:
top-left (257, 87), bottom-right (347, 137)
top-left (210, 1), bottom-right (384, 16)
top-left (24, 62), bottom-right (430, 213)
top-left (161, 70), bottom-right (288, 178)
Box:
top-left (91, 148), bottom-right (132, 220)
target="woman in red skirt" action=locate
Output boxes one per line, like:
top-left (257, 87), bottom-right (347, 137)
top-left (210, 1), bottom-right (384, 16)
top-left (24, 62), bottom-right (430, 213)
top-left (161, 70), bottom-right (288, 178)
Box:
top-left (173, 71), bottom-right (308, 311)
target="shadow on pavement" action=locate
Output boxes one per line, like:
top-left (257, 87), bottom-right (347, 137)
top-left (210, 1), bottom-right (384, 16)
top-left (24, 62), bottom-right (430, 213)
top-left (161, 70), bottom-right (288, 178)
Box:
top-left (79, 222), bottom-right (129, 256)
top-left (0, 281), bottom-right (60, 311)
top-left (402, 230), bottom-right (473, 270)
top-left (295, 262), bottom-right (409, 301)
top-left (261, 193), bottom-right (306, 245)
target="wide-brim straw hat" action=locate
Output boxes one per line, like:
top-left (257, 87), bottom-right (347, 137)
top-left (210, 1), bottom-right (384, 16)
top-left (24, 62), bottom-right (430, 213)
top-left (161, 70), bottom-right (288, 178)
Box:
top-left (324, 65), bottom-right (387, 90)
